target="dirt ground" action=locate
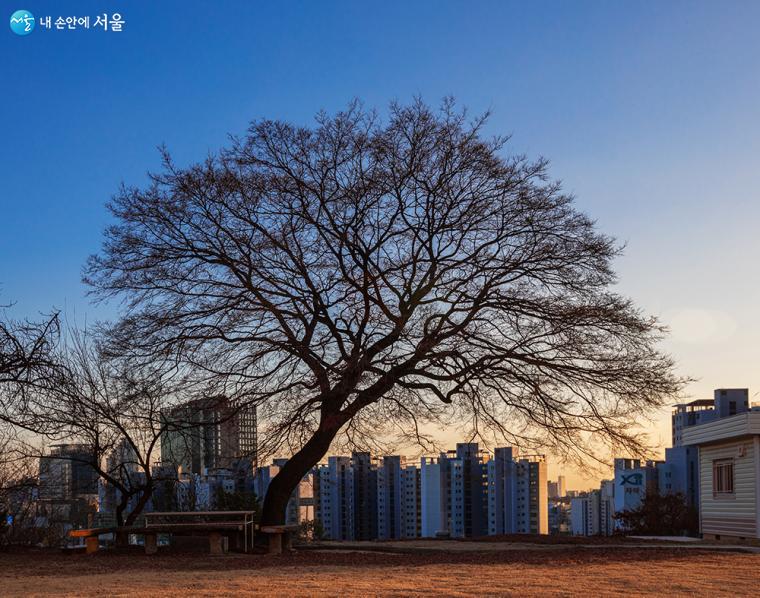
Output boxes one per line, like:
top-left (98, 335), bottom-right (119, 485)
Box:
top-left (1, 544), bottom-right (759, 596)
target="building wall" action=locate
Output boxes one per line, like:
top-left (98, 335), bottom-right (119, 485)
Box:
top-left (420, 458), bottom-right (443, 537)
top-left (487, 449), bottom-right (547, 536)
top-left (570, 493), bottom-right (599, 536)
top-left (376, 456), bottom-right (401, 540)
top-left (352, 452), bottom-right (378, 540)
top-left (448, 459), bottom-right (465, 538)
top-left (661, 446), bottom-right (700, 507)
top-left (570, 497), bottom-right (588, 535)
top-left (160, 398), bottom-right (257, 475)
top-left (714, 389), bottom-right (750, 419)
top-left (613, 462), bottom-right (641, 530)
top-left (698, 438), bottom-right (758, 538)
top-left (528, 459), bottom-right (548, 535)
top-left (400, 465), bottom-right (421, 538)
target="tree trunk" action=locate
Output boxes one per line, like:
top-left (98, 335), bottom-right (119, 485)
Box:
top-left (124, 481), bottom-right (153, 527)
top-left (115, 497), bottom-right (127, 527)
top-left (260, 419), bottom-right (344, 527)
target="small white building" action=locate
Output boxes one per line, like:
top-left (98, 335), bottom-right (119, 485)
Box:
top-left (682, 410), bottom-right (760, 539)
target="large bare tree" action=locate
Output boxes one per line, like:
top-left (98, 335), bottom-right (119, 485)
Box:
top-left (84, 99), bottom-right (683, 526)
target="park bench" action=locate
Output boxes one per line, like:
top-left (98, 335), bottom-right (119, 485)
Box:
top-left (69, 510), bottom-right (256, 555)
top-left (259, 524), bottom-right (300, 554)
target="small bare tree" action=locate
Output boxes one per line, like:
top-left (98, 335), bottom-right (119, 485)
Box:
top-left (84, 99), bottom-right (684, 527)
top-left (0, 425), bottom-right (39, 546)
top-left (0, 332), bottom-right (183, 527)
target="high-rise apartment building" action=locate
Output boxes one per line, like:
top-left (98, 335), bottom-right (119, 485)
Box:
top-left (420, 456), bottom-right (445, 537)
top-left (400, 464), bottom-right (421, 538)
top-left (376, 455), bottom-right (403, 540)
top-left (570, 480), bottom-right (614, 536)
top-left (420, 443), bottom-right (490, 538)
top-left (160, 397), bottom-right (257, 474)
top-left (39, 443), bottom-right (99, 501)
top-left (312, 443), bottom-right (548, 541)
top-left (488, 448), bottom-right (548, 535)
top-left (315, 456), bottom-right (355, 540)
top-left (352, 452), bottom-right (378, 540)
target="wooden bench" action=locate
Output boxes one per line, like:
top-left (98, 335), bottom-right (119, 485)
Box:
top-left (69, 511), bottom-right (256, 555)
top-left (260, 524), bottom-right (300, 554)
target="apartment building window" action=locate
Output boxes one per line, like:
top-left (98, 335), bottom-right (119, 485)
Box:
top-left (713, 459), bottom-right (734, 495)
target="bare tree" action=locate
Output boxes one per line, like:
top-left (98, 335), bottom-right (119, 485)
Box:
top-left (84, 99), bottom-right (684, 527)
top-left (0, 424), bottom-right (39, 546)
top-left (0, 332), bottom-right (183, 527)
top-left (0, 309), bottom-right (59, 386)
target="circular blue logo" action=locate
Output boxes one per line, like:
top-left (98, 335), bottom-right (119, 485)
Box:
top-left (10, 10), bottom-right (35, 35)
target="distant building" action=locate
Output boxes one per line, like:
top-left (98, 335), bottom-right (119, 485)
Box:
top-left (39, 444), bottom-right (99, 501)
top-left (376, 456), bottom-right (403, 540)
top-left (570, 492), bottom-right (599, 536)
top-left (315, 456), bottom-right (355, 540)
top-left (310, 443), bottom-right (546, 541)
top-left (548, 475), bottom-right (567, 499)
top-left (599, 480), bottom-right (614, 535)
top-left (400, 464), bottom-right (421, 538)
top-left (160, 397), bottom-right (257, 475)
top-left (570, 480), bottom-right (614, 536)
top-left (613, 458), bottom-right (659, 526)
top-left (487, 448), bottom-right (548, 535)
top-left (713, 388), bottom-right (750, 419)
top-left (672, 400), bottom-right (716, 447)
top-left (98, 439), bottom-right (144, 517)
top-left (548, 481), bottom-right (559, 499)
top-left (420, 456), bottom-right (445, 537)
top-left (672, 390), bottom-right (750, 447)
top-left (557, 475), bottom-right (566, 498)
top-left (658, 446), bottom-right (700, 507)
top-left (353, 452), bottom-right (378, 540)
top-left (448, 443), bottom-right (490, 538)
top-left (38, 444), bottom-right (99, 530)
top-left (419, 445), bottom-right (492, 539)
top-left (548, 498), bottom-right (571, 534)
top-left (175, 471), bottom-right (209, 511)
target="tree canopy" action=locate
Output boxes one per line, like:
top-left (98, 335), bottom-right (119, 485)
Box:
top-left (84, 99), bottom-right (684, 524)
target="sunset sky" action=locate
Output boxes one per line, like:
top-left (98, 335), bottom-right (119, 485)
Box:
top-left (3, 1), bottom-right (760, 490)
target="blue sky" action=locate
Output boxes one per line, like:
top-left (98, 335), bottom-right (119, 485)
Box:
top-left (3, 1), bottom-right (760, 487)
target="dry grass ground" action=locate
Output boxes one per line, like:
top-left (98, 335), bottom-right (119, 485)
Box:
top-left (1, 544), bottom-right (759, 596)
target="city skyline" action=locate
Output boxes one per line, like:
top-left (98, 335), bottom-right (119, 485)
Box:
top-left (4, 1), bottom-right (760, 491)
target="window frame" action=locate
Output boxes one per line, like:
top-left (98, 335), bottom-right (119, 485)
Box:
top-left (712, 458), bottom-right (735, 497)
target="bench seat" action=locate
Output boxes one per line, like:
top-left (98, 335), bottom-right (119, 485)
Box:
top-left (69, 524), bottom-right (248, 555)
top-left (260, 524), bottom-right (300, 554)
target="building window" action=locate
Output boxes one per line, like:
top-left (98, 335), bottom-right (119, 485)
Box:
top-left (713, 459), bottom-right (734, 495)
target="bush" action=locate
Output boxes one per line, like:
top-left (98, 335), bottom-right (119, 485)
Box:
top-left (614, 491), bottom-right (698, 536)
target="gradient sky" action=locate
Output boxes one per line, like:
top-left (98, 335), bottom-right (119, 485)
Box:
top-left (3, 1), bottom-right (760, 490)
